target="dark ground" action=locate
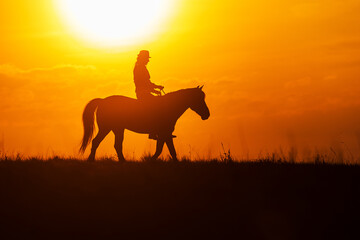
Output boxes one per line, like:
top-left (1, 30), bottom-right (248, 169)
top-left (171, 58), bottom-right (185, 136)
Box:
top-left (0, 159), bottom-right (359, 239)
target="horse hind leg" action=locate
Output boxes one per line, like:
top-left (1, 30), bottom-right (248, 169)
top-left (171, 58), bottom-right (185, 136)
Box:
top-left (88, 128), bottom-right (110, 162)
top-left (114, 129), bottom-right (125, 162)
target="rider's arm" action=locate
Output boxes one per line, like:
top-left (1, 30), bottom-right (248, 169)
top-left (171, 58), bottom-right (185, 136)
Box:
top-left (153, 83), bottom-right (164, 90)
top-left (149, 81), bottom-right (164, 90)
top-left (151, 89), bottom-right (161, 95)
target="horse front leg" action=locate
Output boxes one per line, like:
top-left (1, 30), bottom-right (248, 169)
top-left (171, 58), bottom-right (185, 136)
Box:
top-left (152, 139), bottom-right (165, 160)
top-left (165, 137), bottom-right (178, 162)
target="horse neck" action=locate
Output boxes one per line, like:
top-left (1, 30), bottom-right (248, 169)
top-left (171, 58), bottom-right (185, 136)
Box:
top-left (164, 89), bottom-right (192, 120)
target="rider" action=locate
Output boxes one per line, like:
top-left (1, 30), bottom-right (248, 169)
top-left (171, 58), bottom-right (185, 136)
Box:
top-left (133, 50), bottom-right (164, 99)
top-left (133, 50), bottom-right (164, 140)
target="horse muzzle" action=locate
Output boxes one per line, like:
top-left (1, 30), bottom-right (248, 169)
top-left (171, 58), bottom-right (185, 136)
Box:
top-left (201, 113), bottom-right (210, 120)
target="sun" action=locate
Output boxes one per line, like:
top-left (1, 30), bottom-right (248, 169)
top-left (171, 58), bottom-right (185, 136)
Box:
top-left (55, 0), bottom-right (177, 48)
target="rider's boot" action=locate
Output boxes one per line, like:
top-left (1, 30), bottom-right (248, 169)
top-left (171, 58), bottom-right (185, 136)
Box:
top-left (148, 133), bottom-right (157, 140)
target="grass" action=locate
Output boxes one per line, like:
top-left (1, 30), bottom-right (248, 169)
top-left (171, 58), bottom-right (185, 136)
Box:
top-left (0, 156), bottom-right (359, 239)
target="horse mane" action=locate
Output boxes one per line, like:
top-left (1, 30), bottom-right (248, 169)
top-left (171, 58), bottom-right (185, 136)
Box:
top-left (163, 87), bottom-right (200, 99)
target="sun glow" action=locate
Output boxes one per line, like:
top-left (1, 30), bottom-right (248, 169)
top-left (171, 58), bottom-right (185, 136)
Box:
top-left (56, 0), bottom-right (176, 48)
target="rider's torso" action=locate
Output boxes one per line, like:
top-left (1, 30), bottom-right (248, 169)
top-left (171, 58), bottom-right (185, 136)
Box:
top-left (133, 64), bottom-right (152, 95)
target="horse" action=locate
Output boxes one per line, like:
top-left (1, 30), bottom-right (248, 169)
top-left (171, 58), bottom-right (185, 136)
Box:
top-left (79, 86), bottom-right (210, 162)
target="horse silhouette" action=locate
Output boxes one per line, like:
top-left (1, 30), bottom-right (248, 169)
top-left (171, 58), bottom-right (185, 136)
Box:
top-left (80, 86), bottom-right (210, 161)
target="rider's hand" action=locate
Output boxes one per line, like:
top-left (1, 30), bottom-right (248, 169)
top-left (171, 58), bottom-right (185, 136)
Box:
top-left (153, 90), bottom-right (161, 96)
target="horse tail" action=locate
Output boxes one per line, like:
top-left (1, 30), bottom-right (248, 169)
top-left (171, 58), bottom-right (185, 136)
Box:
top-left (80, 98), bottom-right (102, 153)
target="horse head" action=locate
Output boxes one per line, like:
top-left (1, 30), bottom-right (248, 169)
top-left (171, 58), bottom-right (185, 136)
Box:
top-left (189, 86), bottom-right (210, 120)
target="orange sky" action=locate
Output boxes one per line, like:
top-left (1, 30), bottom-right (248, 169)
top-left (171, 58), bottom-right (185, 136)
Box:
top-left (1, 0), bottom-right (360, 162)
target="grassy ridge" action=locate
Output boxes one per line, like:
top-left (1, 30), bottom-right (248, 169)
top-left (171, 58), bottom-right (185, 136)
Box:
top-left (0, 159), bottom-right (359, 239)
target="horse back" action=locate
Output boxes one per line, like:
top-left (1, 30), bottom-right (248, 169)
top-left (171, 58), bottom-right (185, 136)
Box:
top-left (98, 95), bottom-right (139, 115)
top-left (96, 95), bottom-right (165, 132)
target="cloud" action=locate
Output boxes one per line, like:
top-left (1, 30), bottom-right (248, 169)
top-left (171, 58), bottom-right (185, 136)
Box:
top-left (0, 64), bottom-right (136, 155)
top-left (0, 64), bottom-right (97, 78)
top-left (0, 64), bottom-right (134, 123)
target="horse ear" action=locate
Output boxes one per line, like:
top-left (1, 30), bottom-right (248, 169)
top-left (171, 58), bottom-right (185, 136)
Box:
top-left (200, 85), bottom-right (204, 90)
top-left (196, 85), bottom-right (200, 88)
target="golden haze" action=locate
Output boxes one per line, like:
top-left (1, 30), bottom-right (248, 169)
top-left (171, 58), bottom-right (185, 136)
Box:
top-left (1, 0), bottom-right (360, 161)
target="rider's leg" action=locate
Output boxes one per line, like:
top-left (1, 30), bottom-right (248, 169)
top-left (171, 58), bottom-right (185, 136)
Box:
top-left (136, 92), bottom-right (159, 141)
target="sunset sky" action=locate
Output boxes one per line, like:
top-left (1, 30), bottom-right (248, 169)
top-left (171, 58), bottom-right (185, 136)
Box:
top-left (1, 0), bottom-right (360, 161)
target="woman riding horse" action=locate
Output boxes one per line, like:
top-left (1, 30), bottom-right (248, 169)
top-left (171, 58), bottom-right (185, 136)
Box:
top-left (133, 50), bottom-right (164, 140)
top-left (134, 50), bottom-right (164, 99)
